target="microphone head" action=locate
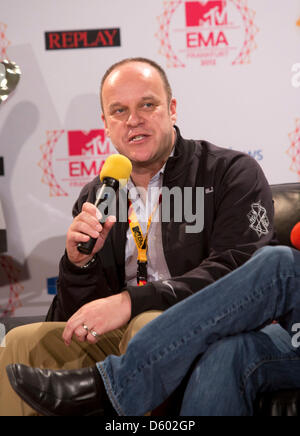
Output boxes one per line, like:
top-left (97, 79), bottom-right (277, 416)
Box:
top-left (100, 154), bottom-right (132, 187)
top-left (290, 222), bottom-right (300, 250)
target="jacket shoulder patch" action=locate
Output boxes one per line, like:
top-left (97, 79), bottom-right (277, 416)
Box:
top-left (247, 201), bottom-right (270, 238)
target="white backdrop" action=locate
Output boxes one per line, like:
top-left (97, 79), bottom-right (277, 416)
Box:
top-left (0, 0), bottom-right (299, 316)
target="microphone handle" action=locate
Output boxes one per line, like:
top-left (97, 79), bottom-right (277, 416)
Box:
top-left (77, 236), bottom-right (98, 255)
top-left (77, 177), bottom-right (119, 255)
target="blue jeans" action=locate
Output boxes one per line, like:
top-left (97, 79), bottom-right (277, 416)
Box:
top-left (97, 246), bottom-right (300, 416)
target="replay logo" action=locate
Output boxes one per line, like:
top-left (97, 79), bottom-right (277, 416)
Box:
top-left (0, 59), bottom-right (21, 105)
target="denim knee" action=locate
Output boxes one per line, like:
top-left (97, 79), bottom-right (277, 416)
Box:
top-left (253, 245), bottom-right (292, 260)
top-left (253, 246), bottom-right (296, 273)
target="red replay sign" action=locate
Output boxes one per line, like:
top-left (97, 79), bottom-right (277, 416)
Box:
top-left (45, 28), bottom-right (121, 50)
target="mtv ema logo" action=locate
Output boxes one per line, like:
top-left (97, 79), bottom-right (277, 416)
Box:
top-left (38, 129), bottom-right (112, 196)
top-left (287, 119), bottom-right (300, 180)
top-left (156, 0), bottom-right (258, 67)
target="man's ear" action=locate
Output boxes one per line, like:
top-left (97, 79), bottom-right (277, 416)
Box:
top-left (101, 113), bottom-right (110, 137)
top-left (169, 98), bottom-right (177, 125)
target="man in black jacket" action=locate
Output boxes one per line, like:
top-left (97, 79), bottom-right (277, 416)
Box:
top-left (0, 57), bottom-right (275, 415)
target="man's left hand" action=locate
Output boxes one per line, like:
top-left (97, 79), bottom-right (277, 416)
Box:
top-left (62, 291), bottom-right (132, 346)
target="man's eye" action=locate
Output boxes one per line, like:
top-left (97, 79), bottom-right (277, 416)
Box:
top-left (113, 108), bottom-right (124, 115)
top-left (143, 102), bottom-right (154, 108)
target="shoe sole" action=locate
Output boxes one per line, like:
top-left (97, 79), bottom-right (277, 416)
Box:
top-left (6, 366), bottom-right (55, 416)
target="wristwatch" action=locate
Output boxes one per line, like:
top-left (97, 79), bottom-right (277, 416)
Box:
top-left (80, 256), bottom-right (96, 269)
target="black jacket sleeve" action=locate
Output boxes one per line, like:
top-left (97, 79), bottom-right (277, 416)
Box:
top-left (126, 154), bottom-right (276, 318)
top-left (54, 178), bottom-right (122, 320)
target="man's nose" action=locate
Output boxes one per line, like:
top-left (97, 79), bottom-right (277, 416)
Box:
top-left (126, 110), bottom-right (143, 127)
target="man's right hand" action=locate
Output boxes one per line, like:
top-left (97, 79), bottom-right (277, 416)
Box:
top-left (66, 202), bottom-right (116, 267)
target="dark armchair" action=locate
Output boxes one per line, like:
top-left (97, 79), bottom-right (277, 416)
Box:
top-left (253, 183), bottom-right (300, 416)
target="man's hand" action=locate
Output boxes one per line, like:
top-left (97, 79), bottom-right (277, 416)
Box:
top-left (66, 202), bottom-right (116, 267)
top-left (62, 291), bottom-right (132, 346)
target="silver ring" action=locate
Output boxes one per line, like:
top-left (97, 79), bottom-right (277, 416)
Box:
top-left (90, 330), bottom-right (100, 338)
top-left (83, 324), bottom-right (89, 331)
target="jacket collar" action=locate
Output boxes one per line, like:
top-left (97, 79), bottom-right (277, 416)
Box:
top-left (163, 125), bottom-right (197, 185)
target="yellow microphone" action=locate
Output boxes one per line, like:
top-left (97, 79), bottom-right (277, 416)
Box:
top-left (77, 154), bottom-right (132, 254)
top-left (99, 153), bottom-right (132, 188)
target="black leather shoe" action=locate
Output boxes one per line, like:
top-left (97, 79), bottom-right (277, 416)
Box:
top-left (6, 364), bottom-right (116, 416)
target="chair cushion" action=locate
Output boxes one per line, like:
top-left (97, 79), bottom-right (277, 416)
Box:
top-left (2, 316), bottom-right (45, 333)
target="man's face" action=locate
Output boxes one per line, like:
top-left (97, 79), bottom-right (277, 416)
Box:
top-left (101, 62), bottom-right (177, 169)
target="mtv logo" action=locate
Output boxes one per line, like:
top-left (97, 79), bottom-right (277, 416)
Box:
top-left (185, 0), bottom-right (227, 26)
top-left (68, 130), bottom-right (109, 156)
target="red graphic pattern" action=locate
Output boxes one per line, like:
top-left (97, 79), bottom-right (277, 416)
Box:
top-left (231, 0), bottom-right (259, 65)
top-left (156, 0), bottom-right (185, 68)
top-left (0, 256), bottom-right (23, 317)
top-left (0, 23), bottom-right (22, 317)
top-left (156, 0), bottom-right (258, 67)
top-left (287, 119), bottom-right (300, 179)
top-left (0, 22), bottom-right (10, 60)
top-left (38, 130), bottom-right (68, 197)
